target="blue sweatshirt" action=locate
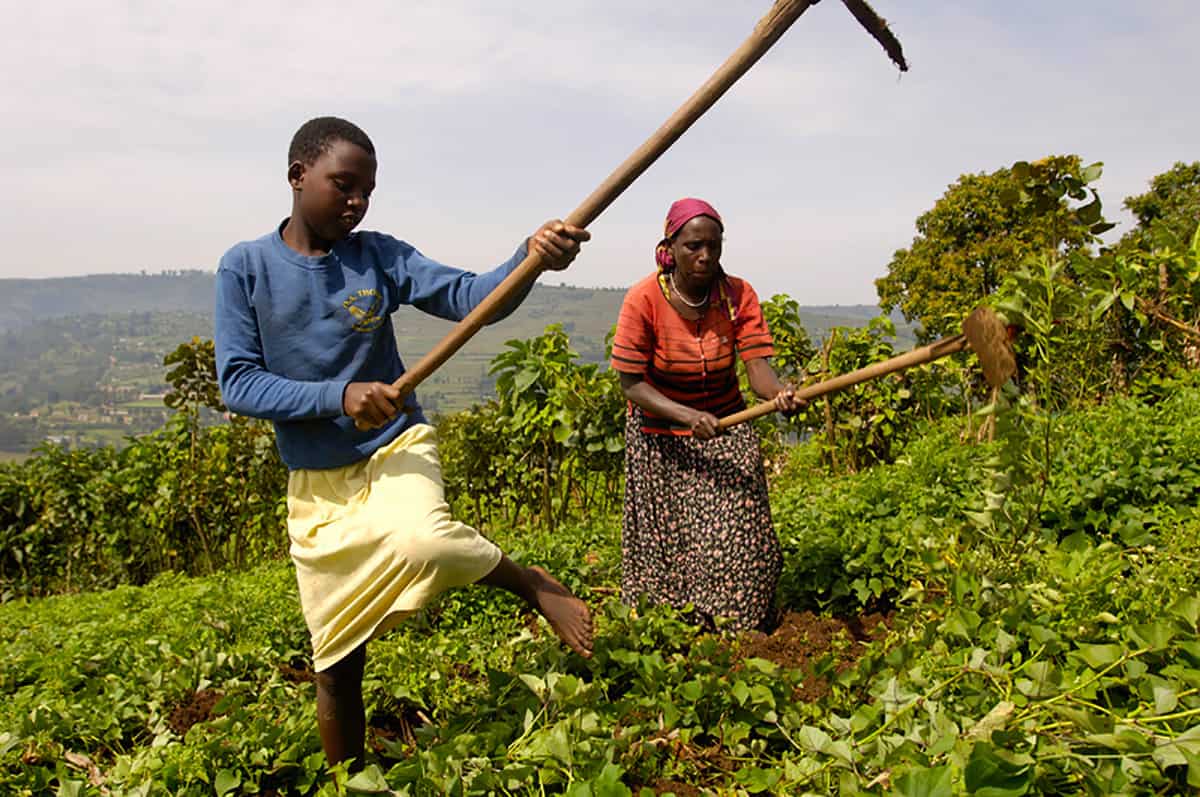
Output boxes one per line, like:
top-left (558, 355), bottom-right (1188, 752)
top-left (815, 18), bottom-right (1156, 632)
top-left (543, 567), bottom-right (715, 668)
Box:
top-left (215, 221), bottom-right (529, 470)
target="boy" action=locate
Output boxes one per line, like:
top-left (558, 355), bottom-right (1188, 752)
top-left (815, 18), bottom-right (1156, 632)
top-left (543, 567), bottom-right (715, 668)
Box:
top-left (214, 116), bottom-right (593, 767)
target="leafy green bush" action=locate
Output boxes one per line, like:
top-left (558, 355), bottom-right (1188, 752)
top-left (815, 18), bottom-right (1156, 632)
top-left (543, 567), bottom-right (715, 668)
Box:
top-left (438, 324), bottom-right (624, 532)
top-left (5, 497), bottom-right (1199, 794)
top-left (0, 414), bottom-right (286, 598)
top-left (775, 375), bottom-right (1200, 613)
top-left (774, 419), bottom-right (977, 611)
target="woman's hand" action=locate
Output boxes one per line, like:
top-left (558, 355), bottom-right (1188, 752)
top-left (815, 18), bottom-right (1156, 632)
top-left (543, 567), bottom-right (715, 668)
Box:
top-left (530, 220), bottom-right (591, 271)
top-left (618, 372), bottom-right (721, 439)
top-left (688, 410), bottom-right (721, 440)
top-left (773, 385), bottom-right (806, 416)
top-left (344, 381), bottom-right (402, 430)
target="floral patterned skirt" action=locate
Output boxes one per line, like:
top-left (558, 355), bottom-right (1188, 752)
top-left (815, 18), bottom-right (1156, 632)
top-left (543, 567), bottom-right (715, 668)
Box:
top-left (621, 407), bottom-right (782, 631)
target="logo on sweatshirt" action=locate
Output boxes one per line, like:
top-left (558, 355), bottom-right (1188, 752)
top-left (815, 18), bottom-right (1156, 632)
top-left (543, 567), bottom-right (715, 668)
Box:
top-left (344, 289), bottom-right (385, 332)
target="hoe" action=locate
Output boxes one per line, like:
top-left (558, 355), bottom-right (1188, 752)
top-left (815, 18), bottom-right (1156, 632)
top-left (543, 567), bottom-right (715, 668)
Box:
top-left (718, 306), bottom-right (1019, 429)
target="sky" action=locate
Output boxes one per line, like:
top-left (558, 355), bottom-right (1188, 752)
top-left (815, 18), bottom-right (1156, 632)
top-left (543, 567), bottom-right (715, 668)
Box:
top-left (3, 0), bottom-right (1196, 304)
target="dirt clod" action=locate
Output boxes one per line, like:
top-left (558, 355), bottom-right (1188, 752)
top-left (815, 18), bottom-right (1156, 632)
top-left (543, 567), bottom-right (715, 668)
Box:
top-left (523, 611), bottom-right (542, 639)
top-left (736, 609), bottom-right (892, 701)
top-left (278, 659), bottom-right (315, 684)
top-left (368, 706), bottom-right (427, 756)
top-left (168, 689), bottom-right (224, 735)
top-left (650, 780), bottom-right (703, 797)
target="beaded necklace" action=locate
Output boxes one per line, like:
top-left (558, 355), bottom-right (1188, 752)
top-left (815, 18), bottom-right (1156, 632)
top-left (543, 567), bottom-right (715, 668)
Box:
top-left (670, 272), bottom-right (709, 309)
top-left (659, 270), bottom-right (738, 321)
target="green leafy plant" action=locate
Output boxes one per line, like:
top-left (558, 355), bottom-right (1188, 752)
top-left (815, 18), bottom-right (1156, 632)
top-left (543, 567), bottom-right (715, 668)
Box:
top-left (439, 324), bottom-right (624, 532)
top-left (877, 155), bottom-right (1101, 339)
top-left (0, 340), bottom-right (287, 598)
top-left (781, 316), bottom-right (961, 474)
top-left (8, 382), bottom-right (1200, 794)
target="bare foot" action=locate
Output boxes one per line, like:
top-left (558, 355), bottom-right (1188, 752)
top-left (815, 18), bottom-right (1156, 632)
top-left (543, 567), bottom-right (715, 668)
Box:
top-left (528, 566), bottom-right (594, 658)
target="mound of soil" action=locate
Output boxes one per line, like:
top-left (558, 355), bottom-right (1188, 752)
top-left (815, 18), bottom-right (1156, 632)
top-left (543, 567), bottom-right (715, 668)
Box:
top-left (168, 689), bottom-right (224, 735)
top-left (278, 659), bottom-right (315, 684)
top-left (368, 705), bottom-right (428, 757)
top-left (642, 780), bottom-right (702, 796)
top-left (737, 610), bottom-right (892, 701)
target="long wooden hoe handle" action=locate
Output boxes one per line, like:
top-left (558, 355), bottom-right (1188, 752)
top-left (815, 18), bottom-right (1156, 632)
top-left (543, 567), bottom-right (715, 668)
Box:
top-left (718, 334), bottom-right (970, 429)
top-left (717, 306), bottom-right (1017, 429)
top-left (388, 0), bottom-right (822, 403)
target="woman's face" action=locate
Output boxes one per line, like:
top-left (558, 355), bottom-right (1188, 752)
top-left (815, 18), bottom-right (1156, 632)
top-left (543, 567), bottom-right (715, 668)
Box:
top-left (670, 215), bottom-right (723, 288)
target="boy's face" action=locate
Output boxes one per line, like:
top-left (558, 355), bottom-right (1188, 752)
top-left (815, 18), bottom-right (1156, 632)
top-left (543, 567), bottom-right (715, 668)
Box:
top-left (288, 139), bottom-right (377, 242)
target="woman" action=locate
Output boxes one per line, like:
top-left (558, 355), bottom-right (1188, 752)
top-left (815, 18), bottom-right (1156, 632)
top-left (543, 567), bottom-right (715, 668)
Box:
top-left (610, 197), bottom-right (801, 631)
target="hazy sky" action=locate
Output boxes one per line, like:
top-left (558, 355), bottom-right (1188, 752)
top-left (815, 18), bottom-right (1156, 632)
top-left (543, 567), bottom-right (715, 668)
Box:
top-left (3, 1), bottom-right (1196, 304)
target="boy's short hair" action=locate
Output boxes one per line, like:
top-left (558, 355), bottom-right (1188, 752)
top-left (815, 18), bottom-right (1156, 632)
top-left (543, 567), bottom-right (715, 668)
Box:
top-left (288, 117), bottom-right (376, 166)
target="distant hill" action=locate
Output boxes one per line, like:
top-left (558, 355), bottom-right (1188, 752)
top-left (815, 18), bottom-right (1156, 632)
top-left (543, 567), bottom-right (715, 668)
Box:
top-left (0, 271), bottom-right (904, 340)
top-left (0, 273), bottom-right (912, 432)
top-left (0, 271), bottom-right (215, 331)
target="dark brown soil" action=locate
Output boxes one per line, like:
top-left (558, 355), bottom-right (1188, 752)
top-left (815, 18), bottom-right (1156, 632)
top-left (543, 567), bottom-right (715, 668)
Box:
top-left (524, 611), bottom-right (542, 639)
top-left (629, 774), bottom-right (707, 796)
top-left (368, 706), bottom-right (427, 756)
top-left (448, 661), bottom-right (478, 683)
top-left (168, 689), bottom-right (224, 735)
top-left (675, 741), bottom-right (734, 775)
top-left (278, 660), bottom-right (315, 684)
top-left (736, 610), bottom-right (892, 702)
top-left (647, 780), bottom-right (703, 796)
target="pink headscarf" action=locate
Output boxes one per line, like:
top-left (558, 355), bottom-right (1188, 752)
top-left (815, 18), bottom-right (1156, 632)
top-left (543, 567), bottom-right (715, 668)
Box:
top-left (654, 198), bottom-right (723, 273)
top-left (654, 198), bottom-right (736, 321)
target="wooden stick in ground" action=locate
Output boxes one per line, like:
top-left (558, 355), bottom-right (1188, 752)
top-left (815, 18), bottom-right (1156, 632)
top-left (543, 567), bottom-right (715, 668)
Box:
top-left (719, 306), bottom-right (1016, 429)
top-left (370, 0), bottom-right (906, 422)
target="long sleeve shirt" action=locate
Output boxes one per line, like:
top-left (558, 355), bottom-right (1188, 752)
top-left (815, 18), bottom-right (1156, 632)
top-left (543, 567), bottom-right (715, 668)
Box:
top-left (215, 221), bottom-right (529, 470)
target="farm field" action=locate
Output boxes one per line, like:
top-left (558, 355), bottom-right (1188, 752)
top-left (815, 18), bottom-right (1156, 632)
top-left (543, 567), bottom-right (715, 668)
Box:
top-left (3, 382), bottom-right (1200, 795)
top-left (5, 0), bottom-right (1198, 788)
top-left (2, 160), bottom-right (1196, 794)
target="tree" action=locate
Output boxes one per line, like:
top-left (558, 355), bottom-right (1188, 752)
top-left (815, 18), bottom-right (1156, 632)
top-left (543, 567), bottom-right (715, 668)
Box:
top-left (460, 324), bottom-right (624, 531)
top-left (876, 155), bottom-right (1100, 339)
top-left (991, 160), bottom-right (1200, 404)
top-left (760, 294), bottom-right (816, 381)
top-left (1119, 161), bottom-right (1200, 253)
top-left (163, 337), bottom-right (224, 415)
top-left (162, 337), bottom-right (228, 572)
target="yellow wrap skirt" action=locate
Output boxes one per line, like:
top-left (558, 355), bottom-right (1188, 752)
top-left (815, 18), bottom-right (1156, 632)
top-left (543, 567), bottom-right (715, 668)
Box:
top-left (286, 423), bottom-right (502, 671)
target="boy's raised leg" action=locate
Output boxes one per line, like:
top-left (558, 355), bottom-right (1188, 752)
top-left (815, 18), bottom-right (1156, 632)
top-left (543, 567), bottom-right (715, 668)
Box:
top-left (314, 643), bottom-right (367, 768)
top-left (480, 555), bottom-right (594, 657)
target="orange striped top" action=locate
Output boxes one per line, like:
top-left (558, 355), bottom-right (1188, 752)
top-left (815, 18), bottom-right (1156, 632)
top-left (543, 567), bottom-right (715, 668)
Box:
top-left (610, 273), bottom-right (775, 434)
